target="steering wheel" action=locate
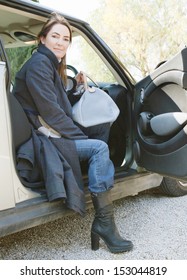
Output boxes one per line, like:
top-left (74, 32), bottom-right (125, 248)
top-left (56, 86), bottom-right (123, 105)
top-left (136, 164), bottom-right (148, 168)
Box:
top-left (66, 65), bottom-right (78, 93)
top-left (67, 64), bottom-right (78, 77)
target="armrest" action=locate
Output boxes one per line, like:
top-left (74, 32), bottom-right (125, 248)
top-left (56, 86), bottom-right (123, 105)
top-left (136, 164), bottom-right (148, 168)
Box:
top-left (150, 112), bottom-right (187, 136)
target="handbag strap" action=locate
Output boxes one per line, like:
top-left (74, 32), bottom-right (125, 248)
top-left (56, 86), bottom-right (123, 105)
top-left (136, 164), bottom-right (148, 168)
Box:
top-left (81, 71), bottom-right (89, 90)
top-left (81, 71), bottom-right (97, 93)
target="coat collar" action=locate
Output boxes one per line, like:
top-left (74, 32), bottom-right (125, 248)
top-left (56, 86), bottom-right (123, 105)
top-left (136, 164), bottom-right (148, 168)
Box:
top-left (37, 43), bottom-right (60, 69)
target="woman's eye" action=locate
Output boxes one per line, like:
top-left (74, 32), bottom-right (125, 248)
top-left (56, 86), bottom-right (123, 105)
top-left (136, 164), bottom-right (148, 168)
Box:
top-left (52, 34), bottom-right (59, 39)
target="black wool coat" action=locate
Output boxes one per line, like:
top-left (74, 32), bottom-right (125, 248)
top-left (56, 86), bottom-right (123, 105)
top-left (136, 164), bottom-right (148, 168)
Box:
top-left (13, 44), bottom-right (88, 215)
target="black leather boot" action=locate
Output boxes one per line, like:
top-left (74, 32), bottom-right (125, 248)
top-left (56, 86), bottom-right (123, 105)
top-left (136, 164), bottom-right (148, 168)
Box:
top-left (91, 190), bottom-right (133, 253)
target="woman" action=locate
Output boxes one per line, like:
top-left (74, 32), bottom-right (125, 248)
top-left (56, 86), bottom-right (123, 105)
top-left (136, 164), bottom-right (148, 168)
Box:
top-left (13, 12), bottom-right (133, 253)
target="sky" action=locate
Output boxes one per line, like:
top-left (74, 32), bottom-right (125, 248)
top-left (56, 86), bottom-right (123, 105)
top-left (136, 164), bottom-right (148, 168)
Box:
top-left (39, 0), bottom-right (99, 21)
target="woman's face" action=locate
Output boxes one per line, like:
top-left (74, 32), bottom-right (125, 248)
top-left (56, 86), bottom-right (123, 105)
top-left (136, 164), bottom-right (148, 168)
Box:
top-left (41, 23), bottom-right (70, 60)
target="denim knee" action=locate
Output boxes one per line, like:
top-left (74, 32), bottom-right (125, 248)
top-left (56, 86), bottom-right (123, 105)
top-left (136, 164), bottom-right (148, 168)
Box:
top-left (93, 140), bottom-right (109, 155)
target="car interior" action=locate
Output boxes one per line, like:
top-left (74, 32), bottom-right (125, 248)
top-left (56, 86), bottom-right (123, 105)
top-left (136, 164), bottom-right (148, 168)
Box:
top-left (2, 3), bottom-right (187, 182)
top-left (0, 4), bottom-right (133, 196)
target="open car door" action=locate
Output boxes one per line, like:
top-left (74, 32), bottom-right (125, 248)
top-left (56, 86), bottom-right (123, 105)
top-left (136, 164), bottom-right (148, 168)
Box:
top-left (134, 47), bottom-right (187, 180)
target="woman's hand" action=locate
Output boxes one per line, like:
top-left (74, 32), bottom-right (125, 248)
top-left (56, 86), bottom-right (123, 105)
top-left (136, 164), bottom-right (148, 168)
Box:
top-left (75, 71), bottom-right (85, 85)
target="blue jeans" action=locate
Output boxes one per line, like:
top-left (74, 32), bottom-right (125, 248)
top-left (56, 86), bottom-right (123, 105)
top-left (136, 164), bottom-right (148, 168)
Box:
top-left (74, 139), bottom-right (114, 193)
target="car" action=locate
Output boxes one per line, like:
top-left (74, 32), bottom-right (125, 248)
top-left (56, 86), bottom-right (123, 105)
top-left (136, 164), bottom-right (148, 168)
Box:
top-left (0, 0), bottom-right (187, 237)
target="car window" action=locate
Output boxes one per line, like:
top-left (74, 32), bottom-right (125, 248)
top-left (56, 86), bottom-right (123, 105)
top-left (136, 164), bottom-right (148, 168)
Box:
top-left (6, 34), bottom-right (116, 86)
top-left (6, 45), bottom-right (36, 83)
top-left (67, 34), bottom-right (116, 83)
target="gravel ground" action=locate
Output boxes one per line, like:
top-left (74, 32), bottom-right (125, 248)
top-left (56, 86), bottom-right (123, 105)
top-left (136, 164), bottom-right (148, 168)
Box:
top-left (0, 189), bottom-right (187, 260)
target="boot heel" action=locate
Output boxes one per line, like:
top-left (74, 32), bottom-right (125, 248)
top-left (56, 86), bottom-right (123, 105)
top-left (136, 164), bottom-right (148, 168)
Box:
top-left (91, 231), bottom-right (100, 251)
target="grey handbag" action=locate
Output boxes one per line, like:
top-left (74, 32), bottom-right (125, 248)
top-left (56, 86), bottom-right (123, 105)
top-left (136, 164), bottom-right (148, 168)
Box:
top-left (72, 73), bottom-right (120, 127)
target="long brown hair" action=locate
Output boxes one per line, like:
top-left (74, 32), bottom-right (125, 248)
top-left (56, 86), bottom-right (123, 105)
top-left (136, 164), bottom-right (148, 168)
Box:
top-left (37, 12), bottom-right (72, 85)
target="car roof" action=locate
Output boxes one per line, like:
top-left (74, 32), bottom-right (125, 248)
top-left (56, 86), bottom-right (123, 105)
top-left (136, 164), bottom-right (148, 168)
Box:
top-left (0, 0), bottom-right (89, 47)
top-left (0, 0), bottom-right (88, 23)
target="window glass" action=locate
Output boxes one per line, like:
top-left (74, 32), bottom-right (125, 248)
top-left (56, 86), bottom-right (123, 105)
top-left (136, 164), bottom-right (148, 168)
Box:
top-left (6, 45), bottom-right (35, 82)
top-left (67, 35), bottom-right (116, 83)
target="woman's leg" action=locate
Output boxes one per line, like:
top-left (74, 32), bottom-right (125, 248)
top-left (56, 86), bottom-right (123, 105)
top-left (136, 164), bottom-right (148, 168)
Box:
top-left (75, 139), bottom-right (133, 253)
top-left (75, 139), bottom-right (114, 193)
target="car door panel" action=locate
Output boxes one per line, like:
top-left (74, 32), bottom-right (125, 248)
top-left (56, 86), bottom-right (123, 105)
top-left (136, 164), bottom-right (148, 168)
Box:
top-left (134, 47), bottom-right (187, 179)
